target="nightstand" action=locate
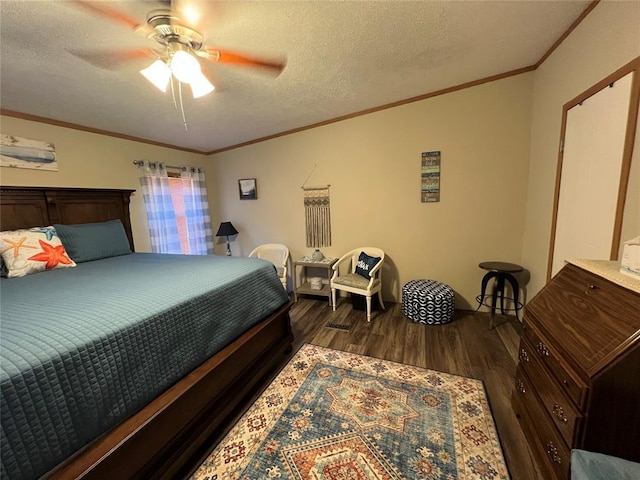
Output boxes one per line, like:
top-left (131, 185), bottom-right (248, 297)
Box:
top-left (293, 256), bottom-right (337, 305)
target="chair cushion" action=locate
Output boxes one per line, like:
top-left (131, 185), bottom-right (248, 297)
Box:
top-left (334, 273), bottom-right (372, 289)
top-left (355, 251), bottom-right (381, 279)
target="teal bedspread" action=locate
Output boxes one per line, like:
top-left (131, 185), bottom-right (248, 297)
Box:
top-left (571, 449), bottom-right (640, 480)
top-left (0, 253), bottom-right (289, 479)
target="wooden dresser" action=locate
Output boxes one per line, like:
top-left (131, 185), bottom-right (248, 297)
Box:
top-left (512, 260), bottom-right (640, 479)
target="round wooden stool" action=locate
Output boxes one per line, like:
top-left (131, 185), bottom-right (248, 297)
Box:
top-left (475, 261), bottom-right (523, 328)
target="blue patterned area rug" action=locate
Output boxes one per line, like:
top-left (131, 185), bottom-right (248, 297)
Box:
top-left (192, 344), bottom-right (509, 480)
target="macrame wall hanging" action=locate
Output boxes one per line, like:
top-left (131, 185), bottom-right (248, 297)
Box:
top-left (303, 186), bottom-right (332, 260)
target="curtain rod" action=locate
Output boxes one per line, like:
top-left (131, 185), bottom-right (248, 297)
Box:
top-left (132, 160), bottom-right (182, 170)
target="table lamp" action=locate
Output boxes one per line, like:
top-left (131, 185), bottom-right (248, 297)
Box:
top-left (216, 221), bottom-right (238, 256)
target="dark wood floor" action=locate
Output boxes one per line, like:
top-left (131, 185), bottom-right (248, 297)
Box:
top-left (288, 296), bottom-right (545, 480)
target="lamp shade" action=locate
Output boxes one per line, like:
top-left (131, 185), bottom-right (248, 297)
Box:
top-left (140, 60), bottom-right (171, 92)
top-left (216, 221), bottom-right (238, 237)
top-left (170, 50), bottom-right (201, 83)
top-left (190, 71), bottom-right (215, 98)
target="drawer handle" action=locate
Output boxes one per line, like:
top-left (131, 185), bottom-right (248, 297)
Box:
top-left (536, 342), bottom-right (550, 357)
top-left (585, 284), bottom-right (598, 295)
top-left (546, 441), bottom-right (562, 464)
top-left (519, 348), bottom-right (530, 363)
top-left (516, 379), bottom-right (526, 394)
top-left (552, 403), bottom-right (568, 423)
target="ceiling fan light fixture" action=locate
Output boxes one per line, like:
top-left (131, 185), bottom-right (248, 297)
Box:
top-left (140, 59), bottom-right (171, 92)
top-left (181, 4), bottom-right (200, 26)
top-left (170, 50), bottom-right (201, 84)
top-left (190, 71), bottom-right (215, 98)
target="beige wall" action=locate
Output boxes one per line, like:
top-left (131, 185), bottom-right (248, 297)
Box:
top-left (7, 2), bottom-right (635, 307)
top-left (209, 73), bottom-right (534, 307)
top-left (522, 1), bottom-right (640, 298)
top-left (0, 115), bottom-right (208, 252)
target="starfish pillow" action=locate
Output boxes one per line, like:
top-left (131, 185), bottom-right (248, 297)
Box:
top-left (0, 227), bottom-right (76, 278)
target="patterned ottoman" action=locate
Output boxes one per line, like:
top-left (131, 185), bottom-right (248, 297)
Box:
top-left (402, 279), bottom-right (455, 325)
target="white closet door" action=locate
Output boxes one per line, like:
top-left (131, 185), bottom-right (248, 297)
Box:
top-left (552, 72), bottom-right (633, 277)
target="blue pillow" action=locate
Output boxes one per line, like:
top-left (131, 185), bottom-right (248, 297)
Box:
top-left (54, 220), bottom-right (132, 263)
top-left (355, 251), bottom-right (381, 280)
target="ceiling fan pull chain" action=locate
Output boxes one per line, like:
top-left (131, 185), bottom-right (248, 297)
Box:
top-left (178, 81), bottom-right (188, 131)
top-left (169, 76), bottom-right (178, 111)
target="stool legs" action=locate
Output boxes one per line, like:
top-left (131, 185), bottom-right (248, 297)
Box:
top-left (498, 275), bottom-right (507, 315)
top-left (477, 272), bottom-right (499, 312)
top-left (503, 273), bottom-right (520, 321)
top-left (489, 275), bottom-right (503, 329)
top-left (478, 272), bottom-right (522, 329)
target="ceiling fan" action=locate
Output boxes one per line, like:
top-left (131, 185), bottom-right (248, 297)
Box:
top-left (70, 0), bottom-right (287, 99)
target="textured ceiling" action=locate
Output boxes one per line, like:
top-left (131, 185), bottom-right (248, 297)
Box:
top-left (0, 0), bottom-right (591, 153)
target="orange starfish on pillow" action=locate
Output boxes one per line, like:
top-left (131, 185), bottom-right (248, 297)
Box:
top-left (28, 240), bottom-right (73, 270)
top-left (1, 237), bottom-right (37, 257)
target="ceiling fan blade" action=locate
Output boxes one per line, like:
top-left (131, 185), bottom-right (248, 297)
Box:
top-left (203, 48), bottom-right (286, 75)
top-left (70, 0), bottom-right (153, 37)
top-left (70, 48), bottom-right (157, 70)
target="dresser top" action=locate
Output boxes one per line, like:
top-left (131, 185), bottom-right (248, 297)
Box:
top-left (567, 259), bottom-right (640, 294)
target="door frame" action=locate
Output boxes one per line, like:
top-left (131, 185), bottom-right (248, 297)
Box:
top-left (547, 57), bottom-right (640, 281)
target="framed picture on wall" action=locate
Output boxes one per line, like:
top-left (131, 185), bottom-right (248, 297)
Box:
top-left (421, 151), bottom-right (440, 203)
top-left (239, 178), bottom-right (257, 200)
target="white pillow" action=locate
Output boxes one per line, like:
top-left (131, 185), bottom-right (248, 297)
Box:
top-left (0, 227), bottom-right (76, 278)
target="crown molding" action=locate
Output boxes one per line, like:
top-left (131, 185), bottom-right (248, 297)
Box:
top-left (206, 65), bottom-right (537, 154)
top-left (0, 109), bottom-right (207, 155)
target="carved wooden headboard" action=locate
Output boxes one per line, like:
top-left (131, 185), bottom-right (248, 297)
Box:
top-left (0, 186), bottom-right (136, 251)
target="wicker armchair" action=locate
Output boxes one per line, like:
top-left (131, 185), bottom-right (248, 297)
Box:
top-left (249, 243), bottom-right (290, 291)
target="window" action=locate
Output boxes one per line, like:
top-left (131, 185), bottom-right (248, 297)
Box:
top-left (168, 176), bottom-right (190, 254)
top-left (137, 162), bottom-right (214, 255)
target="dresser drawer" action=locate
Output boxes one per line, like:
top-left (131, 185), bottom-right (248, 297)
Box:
top-left (523, 321), bottom-right (588, 409)
top-left (513, 367), bottom-right (571, 480)
top-left (519, 337), bottom-right (583, 446)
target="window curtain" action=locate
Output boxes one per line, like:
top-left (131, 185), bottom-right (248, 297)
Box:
top-left (137, 161), bottom-right (182, 253)
top-left (180, 167), bottom-right (214, 255)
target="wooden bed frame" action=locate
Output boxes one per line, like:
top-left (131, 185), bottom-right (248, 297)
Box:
top-left (0, 186), bottom-right (294, 479)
